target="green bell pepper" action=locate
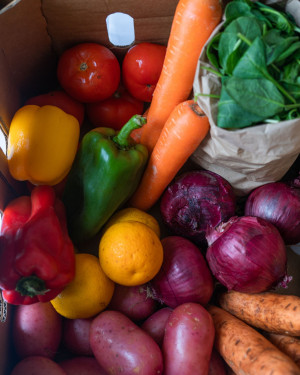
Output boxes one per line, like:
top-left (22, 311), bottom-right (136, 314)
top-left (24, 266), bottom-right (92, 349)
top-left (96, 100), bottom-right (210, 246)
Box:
top-left (63, 115), bottom-right (148, 244)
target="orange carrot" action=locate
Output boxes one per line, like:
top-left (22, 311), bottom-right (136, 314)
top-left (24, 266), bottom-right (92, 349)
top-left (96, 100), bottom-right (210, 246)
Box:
top-left (139, 0), bottom-right (223, 152)
top-left (130, 99), bottom-right (210, 211)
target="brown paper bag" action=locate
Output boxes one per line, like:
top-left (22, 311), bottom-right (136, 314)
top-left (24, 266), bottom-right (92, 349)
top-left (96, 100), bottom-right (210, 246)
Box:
top-left (192, 0), bottom-right (300, 196)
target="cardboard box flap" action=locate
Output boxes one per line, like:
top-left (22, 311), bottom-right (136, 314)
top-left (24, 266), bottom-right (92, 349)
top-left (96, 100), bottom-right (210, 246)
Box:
top-left (0, 0), bottom-right (57, 103)
top-left (0, 48), bottom-right (20, 128)
top-left (42, 0), bottom-right (179, 57)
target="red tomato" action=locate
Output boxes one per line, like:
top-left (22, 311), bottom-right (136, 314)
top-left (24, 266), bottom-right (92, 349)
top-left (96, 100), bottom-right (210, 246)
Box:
top-left (57, 43), bottom-right (121, 103)
top-left (86, 87), bottom-right (144, 130)
top-left (122, 42), bottom-right (166, 102)
top-left (26, 90), bottom-right (85, 126)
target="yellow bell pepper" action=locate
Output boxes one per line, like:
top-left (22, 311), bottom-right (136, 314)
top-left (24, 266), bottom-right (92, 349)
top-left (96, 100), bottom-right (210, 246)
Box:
top-left (7, 105), bottom-right (80, 186)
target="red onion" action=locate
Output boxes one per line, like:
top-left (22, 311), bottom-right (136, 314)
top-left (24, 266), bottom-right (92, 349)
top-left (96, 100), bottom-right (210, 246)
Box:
top-left (206, 216), bottom-right (291, 294)
top-left (160, 170), bottom-right (236, 245)
top-left (149, 236), bottom-right (214, 308)
top-left (245, 182), bottom-right (300, 245)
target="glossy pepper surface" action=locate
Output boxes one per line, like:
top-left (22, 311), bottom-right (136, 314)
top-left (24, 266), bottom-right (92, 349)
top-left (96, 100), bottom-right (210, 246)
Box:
top-left (7, 104), bottom-right (80, 186)
top-left (0, 185), bottom-right (75, 305)
top-left (63, 115), bottom-right (148, 244)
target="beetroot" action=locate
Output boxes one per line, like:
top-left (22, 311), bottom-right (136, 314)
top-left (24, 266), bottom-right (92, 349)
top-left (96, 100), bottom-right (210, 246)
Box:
top-left (160, 170), bottom-right (236, 245)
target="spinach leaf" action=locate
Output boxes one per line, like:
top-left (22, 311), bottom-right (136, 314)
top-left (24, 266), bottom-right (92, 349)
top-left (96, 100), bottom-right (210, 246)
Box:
top-left (224, 0), bottom-right (253, 23)
top-left (218, 16), bottom-right (262, 74)
top-left (281, 82), bottom-right (300, 99)
top-left (232, 37), bottom-right (267, 78)
top-left (223, 0), bottom-right (272, 28)
top-left (275, 41), bottom-right (300, 65)
top-left (250, 9), bottom-right (273, 28)
top-left (217, 77), bottom-right (265, 128)
top-left (206, 33), bottom-right (221, 70)
top-left (232, 36), bottom-right (296, 104)
top-left (263, 29), bottom-right (298, 65)
top-left (256, 2), bottom-right (297, 34)
top-left (205, 0), bottom-right (300, 128)
top-left (224, 76), bottom-right (285, 117)
top-left (282, 60), bottom-right (300, 83)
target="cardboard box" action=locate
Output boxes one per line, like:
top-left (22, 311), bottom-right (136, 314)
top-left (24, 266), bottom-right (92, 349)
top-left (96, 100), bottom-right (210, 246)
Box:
top-left (1, 1), bottom-right (300, 374)
top-left (0, 1), bottom-right (178, 373)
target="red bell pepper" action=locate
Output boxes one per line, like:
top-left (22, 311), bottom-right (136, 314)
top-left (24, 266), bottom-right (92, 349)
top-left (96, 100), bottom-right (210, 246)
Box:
top-left (0, 185), bottom-right (75, 305)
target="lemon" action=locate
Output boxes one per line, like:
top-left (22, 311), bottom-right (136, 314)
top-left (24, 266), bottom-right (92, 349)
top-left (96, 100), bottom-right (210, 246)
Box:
top-left (51, 253), bottom-right (114, 319)
top-left (99, 221), bottom-right (163, 286)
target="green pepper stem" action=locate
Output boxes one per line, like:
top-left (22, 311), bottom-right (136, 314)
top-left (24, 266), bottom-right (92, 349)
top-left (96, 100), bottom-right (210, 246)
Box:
top-left (113, 115), bottom-right (146, 148)
top-left (15, 275), bottom-right (50, 297)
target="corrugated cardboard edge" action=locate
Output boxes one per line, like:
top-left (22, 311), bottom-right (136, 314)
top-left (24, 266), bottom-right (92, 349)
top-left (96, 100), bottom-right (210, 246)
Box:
top-left (0, 0), bottom-right (57, 103)
top-left (41, 0), bottom-right (178, 59)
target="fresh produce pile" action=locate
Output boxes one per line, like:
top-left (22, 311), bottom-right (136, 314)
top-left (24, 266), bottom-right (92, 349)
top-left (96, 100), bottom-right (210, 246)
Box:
top-left (1, 0), bottom-right (300, 374)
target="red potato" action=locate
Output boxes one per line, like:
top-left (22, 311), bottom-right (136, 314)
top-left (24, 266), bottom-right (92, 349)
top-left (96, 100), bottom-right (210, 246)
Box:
top-left (163, 303), bottom-right (215, 375)
top-left (208, 348), bottom-right (227, 375)
top-left (13, 302), bottom-right (62, 359)
top-left (59, 356), bottom-right (107, 375)
top-left (107, 283), bottom-right (159, 321)
top-left (10, 356), bottom-right (66, 375)
top-left (141, 307), bottom-right (173, 346)
top-left (62, 318), bottom-right (93, 356)
top-left (90, 310), bottom-right (163, 375)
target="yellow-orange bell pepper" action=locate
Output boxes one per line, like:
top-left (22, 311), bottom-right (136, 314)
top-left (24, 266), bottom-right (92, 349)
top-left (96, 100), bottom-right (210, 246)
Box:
top-left (7, 105), bottom-right (80, 186)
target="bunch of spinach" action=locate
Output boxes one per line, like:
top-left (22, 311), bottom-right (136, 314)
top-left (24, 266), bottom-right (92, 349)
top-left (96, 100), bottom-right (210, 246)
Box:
top-left (204, 0), bottom-right (300, 129)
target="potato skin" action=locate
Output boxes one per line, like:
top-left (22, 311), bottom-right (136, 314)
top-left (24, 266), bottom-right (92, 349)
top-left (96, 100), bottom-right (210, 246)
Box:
top-left (59, 356), bottom-right (107, 375)
top-left (208, 348), bottom-right (227, 375)
top-left (90, 310), bottom-right (163, 375)
top-left (62, 318), bottom-right (93, 356)
top-left (108, 283), bottom-right (159, 321)
top-left (141, 307), bottom-right (173, 346)
top-left (10, 356), bottom-right (66, 375)
top-left (162, 303), bottom-right (215, 375)
top-left (13, 302), bottom-right (62, 359)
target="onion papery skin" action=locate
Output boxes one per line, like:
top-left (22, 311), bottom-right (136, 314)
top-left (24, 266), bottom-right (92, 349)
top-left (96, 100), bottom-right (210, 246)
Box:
top-left (160, 170), bottom-right (236, 245)
top-left (150, 236), bottom-right (214, 308)
top-left (206, 216), bottom-right (289, 294)
top-left (245, 182), bottom-right (300, 245)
